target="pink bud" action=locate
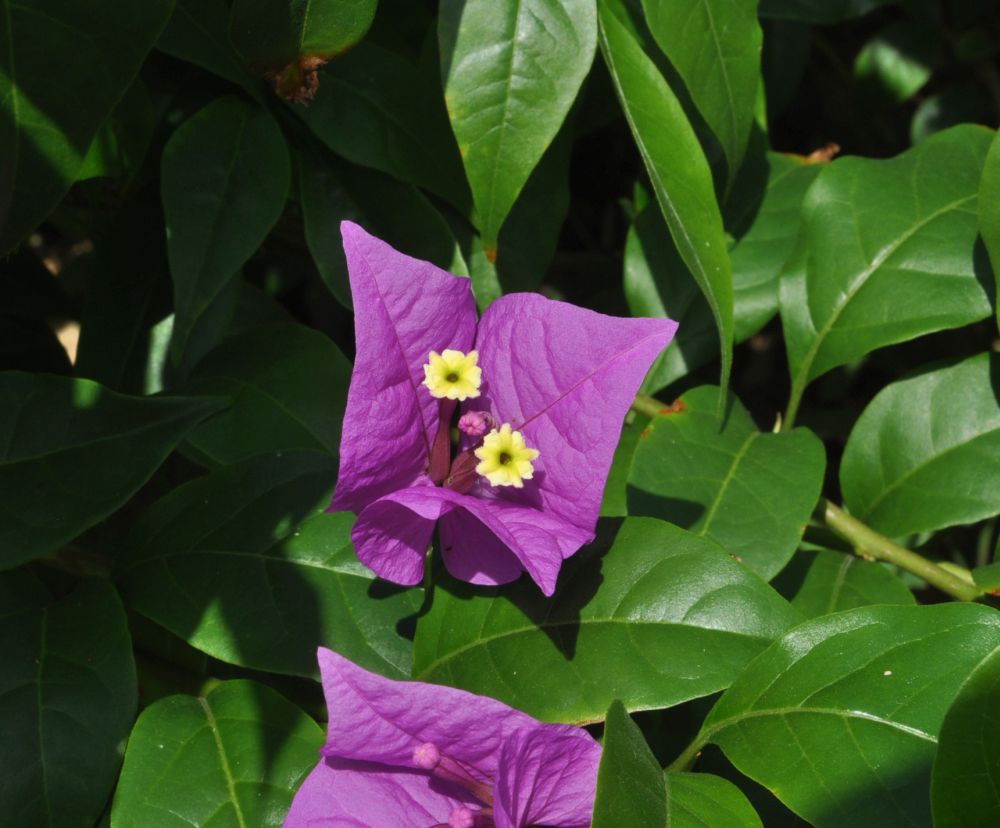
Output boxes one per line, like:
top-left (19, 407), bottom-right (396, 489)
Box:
top-left (458, 410), bottom-right (495, 438)
top-left (412, 742), bottom-right (441, 770)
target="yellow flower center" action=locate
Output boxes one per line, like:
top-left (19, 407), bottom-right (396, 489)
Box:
top-left (422, 350), bottom-right (482, 401)
top-left (474, 424), bottom-right (539, 488)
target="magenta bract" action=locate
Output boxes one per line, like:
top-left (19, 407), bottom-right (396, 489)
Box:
top-left (331, 222), bottom-right (677, 595)
top-left (284, 648), bottom-right (602, 827)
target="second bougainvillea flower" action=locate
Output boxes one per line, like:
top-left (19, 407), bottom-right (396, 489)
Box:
top-left (330, 222), bottom-right (677, 595)
top-left (284, 648), bottom-right (601, 827)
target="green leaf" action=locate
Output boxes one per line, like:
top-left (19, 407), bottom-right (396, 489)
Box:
top-left (758, 0), bottom-right (895, 21)
top-left (773, 548), bottom-right (915, 618)
top-left (0, 373), bottom-right (222, 569)
top-left (627, 386), bottom-right (826, 580)
top-left (840, 353), bottom-right (1000, 537)
top-left (439, 0), bottom-right (596, 250)
top-left (599, 0), bottom-right (733, 391)
top-left (594, 700), bottom-right (667, 827)
top-left (157, 0), bottom-right (263, 99)
top-left (931, 644), bottom-right (1000, 828)
top-left (413, 517), bottom-right (800, 723)
top-left (626, 154), bottom-right (819, 392)
top-left (980, 128), bottom-right (1000, 331)
top-left (696, 604), bottom-right (1000, 828)
top-left (298, 41), bottom-right (470, 212)
top-left (0, 0), bottom-right (174, 252)
top-left (111, 680), bottom-right (322, 827)
top-left (640, 0), bottom-right (762, 187)
top-left (229, 0), bottom-right (376, 73)
top-left (119, 451), bottom-right (421, 679)
top-left (176, 321), bottom-right (350, 465)
top-left (161, 96), bottom-right (290, 363)
top-left (595, 701), bottom-right (763, 827)
top-left (76, 79), bottom-right (155, 184)
top-left (299, 151), bottom-right (468, 308)
top-left (0, 577), bottom-right (136, 826)
top-left (780, 124), bottom-right (993, 418)
top-left (853, 22), bottom-right (936, 107)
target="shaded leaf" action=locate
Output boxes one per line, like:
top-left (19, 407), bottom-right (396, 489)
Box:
top-left (628, 385), bottom-right (826, 580)
top-left (841, 353), bottom-right (1000, 537)
top-left (599, 0), bottom-right (733, 390)
top-left (119, 451), bottom-right (421, 679)
top-left (773, 548), bottom-right (915, 618)
top-left (981, 127), bottom-right (1000, 330)
top-left (0, 372), bottom-right (222, 569)
top-left (157, 0), bottom-right (263, 98)
top-left (931, 644), bottom-right (1000, 828)
top-left (111, 680), bottom-right (322, 827)
top-left (0, 578), bottom-right (136, 826)
top-left (595, 701), bottom-right (763, 827)
top-left (176, 321), bottom-right (350, 465)
top-left (0, 0), bottom-right (174, 252)
top-left (297, 41), bottom-right (469, 211)
top-left (161, 96), bottom-right (290, 362)
top-left (780, 124), bottom-right (993, 414)
top-left (697, 604), bottom-right (1000, 828)
top-left (413, 517), bottom-right (800, 723)
top-left (439, 0), bottom-right (596, 249)
top-left (641, 0), bottom-right (762, 186)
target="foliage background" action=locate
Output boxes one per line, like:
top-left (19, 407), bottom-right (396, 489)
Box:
top-left (3, 0), bottom-right (1000, 825)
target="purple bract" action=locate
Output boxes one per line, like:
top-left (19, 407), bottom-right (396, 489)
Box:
top-left (330, 222), bottom-right (677, 595)
top-left (284, 648), bottom-right (602, 827)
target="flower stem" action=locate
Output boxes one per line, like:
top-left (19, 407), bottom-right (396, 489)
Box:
top-left (630, 393), bottom-right (664, 419)
top-left (665, 735), bottom-right (706, 773)
top-left (782, 378), bottom-right (806, 432)
top-left (820, 499), bottom-right (981, 602)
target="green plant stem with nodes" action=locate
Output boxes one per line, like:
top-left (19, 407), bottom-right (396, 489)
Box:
top-left (630, 393), bottom-right (667, 419)
top-left (820, 499), bottom-right (981, 602)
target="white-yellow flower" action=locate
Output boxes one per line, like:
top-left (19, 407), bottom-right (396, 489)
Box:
top-left (474, 424), bottom-right (539, 488)
top-left (422, 349), bottom-right (481, 400)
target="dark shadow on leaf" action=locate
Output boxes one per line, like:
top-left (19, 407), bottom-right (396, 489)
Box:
top-left (625, 485), bottom-right (706, 529)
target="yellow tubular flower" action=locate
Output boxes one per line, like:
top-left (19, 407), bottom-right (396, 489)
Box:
top-left (474, 424), bottom-right (539, 488)
top-left (422, 349), bottom-right (482, 400)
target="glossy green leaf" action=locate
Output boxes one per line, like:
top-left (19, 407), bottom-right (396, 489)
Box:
top-left (161, 96), bottom-right (290, 363)
top-left (758, 0), bottom-right (895, 21)
top-left (599, 0), bottom-right (733, 390)
top-left (931, 645), bottom-right (1000, 828)
top-left (0, 373), bottom-right (222, 569)
top-left (773, 548), bottom-right (915, 618)
top-left (981, 128), bottom-right (1000, 330)
top-left (413, 517), bottom-right (800, 722)
top-left (595, 701), bottom-right (762, 827)
top-left (229, 0), bottom-right (376, 72)
top-left (0, 0), bottom-right (174, 252)
top-left (1, 577), bottom-right (136, 826)
top-left (119, 451), bottom-right (421, 679)
top-left (157, 0), bottom-right (263, 98)
top-left (439, 0), bottom-right (596, 250)
top-left (780, 124), bottom-right (993, 414)
top-left (696, 604), bottom-right (1000, 828)
top-left (176, 321), bottom-right (350, 465)
top-left (640, 0), bottom-right (762, 186)
top-left (111, 680), bottom-right (321, 827)
top-left (298, 41), bottom-right (469, 212)
top-left (627, 386), bottom-right (826, 580)
top-left (841, 353), bottom-right (1000, 537)
top-left (299, 151), bottom-right (468, 308)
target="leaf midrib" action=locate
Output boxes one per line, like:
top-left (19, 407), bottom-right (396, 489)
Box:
top-left (416, 616), bottom-right (773, 679)
top-left (198, 697), bottom-right (247, 828)
top-left (791, 191), bottom-right (976, 391)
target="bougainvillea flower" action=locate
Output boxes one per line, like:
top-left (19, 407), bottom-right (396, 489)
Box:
top-left (284, 648), bottom-right (602, 827)
top-left (330, 222), bottom-right (677, 595)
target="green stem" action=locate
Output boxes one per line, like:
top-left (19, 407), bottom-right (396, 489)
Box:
top-left (666, 735), bottom-right (706, 774)
top-left (630, 393), bottom-right (666, 419)
top-left (782, 378), bottom-right (805, 432)
top-left (821, 499), bottom-right (981, 602)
